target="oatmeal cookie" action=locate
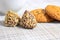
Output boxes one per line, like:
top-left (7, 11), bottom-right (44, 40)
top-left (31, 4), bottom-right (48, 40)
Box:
top-left (5, 10), bottom-right (20, 27)
top-left (45, 5), bottom-right (60, 21)
top-left (19, 10), bottom-right (37, 29)
top-left (30, 9), bottom-right (53, 23)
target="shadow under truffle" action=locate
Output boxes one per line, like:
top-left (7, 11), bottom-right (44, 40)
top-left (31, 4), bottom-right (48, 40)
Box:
top-left (0, 21), bottom-right (5, 26)
top-left (0, 12), bottom-right (5, 16)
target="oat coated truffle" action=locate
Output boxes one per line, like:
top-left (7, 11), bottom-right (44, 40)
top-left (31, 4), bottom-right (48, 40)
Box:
top-left (5, 10), bottom-right (20, 27)
top-left (19, 10), bottom-right (37, 29)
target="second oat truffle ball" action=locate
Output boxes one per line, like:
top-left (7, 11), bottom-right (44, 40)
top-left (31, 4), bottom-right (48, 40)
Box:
top-left (20, 10), bottom-right (37, 29)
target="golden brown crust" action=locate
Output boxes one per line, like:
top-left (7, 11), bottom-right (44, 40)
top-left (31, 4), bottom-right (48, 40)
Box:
top-left (45, 5), bottom-right (60, 21)
top-left (30, 9), bottom-right (53, 23)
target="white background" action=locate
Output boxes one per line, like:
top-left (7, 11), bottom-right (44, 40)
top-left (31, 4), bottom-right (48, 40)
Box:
top-left (18, 0), bottom-right (60, 17)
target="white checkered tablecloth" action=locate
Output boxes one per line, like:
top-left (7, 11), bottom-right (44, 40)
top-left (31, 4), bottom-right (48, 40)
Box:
top-left (0, 0), bottom-right (60, 40)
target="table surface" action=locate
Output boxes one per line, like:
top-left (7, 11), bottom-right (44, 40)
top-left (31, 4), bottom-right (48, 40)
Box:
top-left (0, 0), bottom-right (60, 40)
top-left (0, 16), bottom-right (60, 40)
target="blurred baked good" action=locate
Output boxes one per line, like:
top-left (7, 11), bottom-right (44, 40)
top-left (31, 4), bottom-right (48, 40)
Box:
top-left (30, 9), bottom-right (53, 23)
top-left (45, 5), bottom-right (60, 21)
